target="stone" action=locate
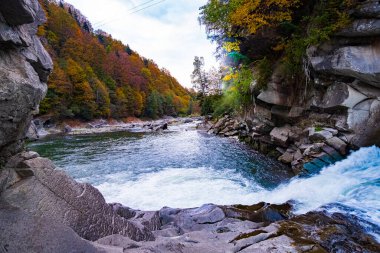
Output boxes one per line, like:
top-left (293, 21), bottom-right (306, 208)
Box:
top-left (314, 82), bottom-right (368, 109)
top-left (257, 66), bottom-right (294, 107)
top-left (278, 152), bottom-right (294, 164)
top-left (0, 0), bottom-right (37, 26)
top-left (254, 104), bottom-right (272, 120)
top-left (2, 161), bottom-right (154, 242)
top-left (326, 137), bottom-right (348, 155)
top-left (0, 0), bottom-right (52, 164)
top-left (270, 125), bottom-right (292, 147)
top-left (351, 80), bottom-right (380, 98)
top-left (347, 99), bottom-right (380, 146)
top-left (354, 0), bottom-right (380, 18)
top-left (309, 42), bottom-right (380, 88)
top-left (278, 211), bottom-right (380, 253)
top-left (0, 202), bottom-right (119, 253)
top-left (338, 19), bottom-right (380, 37)
top-left (26, 120), bottom-right (39, 140)
top-left (308, 127), bottom-right (334, 142)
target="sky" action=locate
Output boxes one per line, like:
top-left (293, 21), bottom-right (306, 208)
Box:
top-left (64, 0), bottom-right (218, 88)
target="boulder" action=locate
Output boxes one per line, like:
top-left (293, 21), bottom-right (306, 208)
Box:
top-left (2, 155), bottom-right (154, 242)
top-left (347, 99), bottom-right (380, 146)
top-left (278, 152), bottom-right (294, 164)
top-left (0, 203), bottom-right (119, 253)
top-left (326, 137), bottom-right (347, 155)
top-left (308, 127), bottom-right (334, 142)
top-left (270, 125), bottom-right (292, 146)
top-left (309, 43), bottom-right (380, 88)
top-left (314, 82), bottom-right (368, 109)
top-left (257, 66), bottom-right (294, 107)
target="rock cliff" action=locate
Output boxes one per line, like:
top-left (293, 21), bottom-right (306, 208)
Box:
top-left (206, 1), bottom-right (380, 175)
top-left (0, 0), bottom-right (52, 165)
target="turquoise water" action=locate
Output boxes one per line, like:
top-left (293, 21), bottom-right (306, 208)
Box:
top-left (28, 124), bottom-right (380, 240)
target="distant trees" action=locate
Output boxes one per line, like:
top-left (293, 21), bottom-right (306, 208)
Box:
top-left (39, 1), bottom-right (191, 120)
top-left (191, 56), bottom-right (208, 96)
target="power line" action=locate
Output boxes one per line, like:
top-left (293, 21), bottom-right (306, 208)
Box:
top-left (93, 0), bottom-right (157, 25)
top-left (94, 0), bottom-right (166, 29)
top-left (130, 0), bottom-right (166, 14)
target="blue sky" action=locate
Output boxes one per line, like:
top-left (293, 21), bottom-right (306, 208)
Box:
top-left (64, 0), bottom-right (218, 88)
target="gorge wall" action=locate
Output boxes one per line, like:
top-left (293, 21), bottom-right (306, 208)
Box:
top-left (0, 0), bottom-right (52, 165)
top-left (207, 1), bottom-right (380, 174)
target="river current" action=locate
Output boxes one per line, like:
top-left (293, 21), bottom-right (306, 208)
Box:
top-left (28, 122), bottom-right (380, 240)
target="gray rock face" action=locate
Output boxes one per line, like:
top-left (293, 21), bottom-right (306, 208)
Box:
top-left (348, 99), bottom-right (380, 146)
top-left (310, 43), bottom-right (380, 88)
top-left (257, 66), bottom-right (294, 107)
top-left (314, 82), bottom-right (368, 109)
top-left (354, 1), bottom-right (380, 18)
top-left (1, 152), bottom-right (154, 242)
top-left (338, 19), bottom-right (380, 37)
top-left (0, 0), bottom-right (52, 164)
top-left (0, 202), bottom-right (118, 253)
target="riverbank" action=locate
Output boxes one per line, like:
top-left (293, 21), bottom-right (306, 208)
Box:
top-left (26, 116), bottom-right (203, 139)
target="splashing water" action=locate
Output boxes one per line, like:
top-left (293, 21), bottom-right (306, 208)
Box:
top-left (28, 126), bottom-right (380, 239)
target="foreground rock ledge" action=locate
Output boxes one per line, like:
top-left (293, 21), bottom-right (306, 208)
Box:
top-left (0, 151), bottom-right (379, 253)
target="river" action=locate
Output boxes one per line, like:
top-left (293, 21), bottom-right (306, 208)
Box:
top-left (27, 121), bottom-right (380, 240)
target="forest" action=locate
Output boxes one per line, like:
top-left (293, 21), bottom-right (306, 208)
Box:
top-left (37, 0), bottom-right (192, 120)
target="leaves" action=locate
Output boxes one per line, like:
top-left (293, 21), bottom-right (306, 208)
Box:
top-left (39, 1), bottom-right (191, 120)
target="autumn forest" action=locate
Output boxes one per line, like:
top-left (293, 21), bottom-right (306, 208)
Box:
top-left (37, 0), bottom-right (192, 121)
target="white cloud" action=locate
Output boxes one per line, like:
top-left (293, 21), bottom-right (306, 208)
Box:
top-left (64, 0), bottom-right (218, 88)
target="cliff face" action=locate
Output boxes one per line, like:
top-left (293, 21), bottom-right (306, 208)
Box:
top-left (207, 1), bottom-right (380, 174)
top-left (0, 0), bottom-right (52, 165)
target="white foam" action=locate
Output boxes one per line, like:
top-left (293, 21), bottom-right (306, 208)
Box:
top-left (96, 167), bottom-right (264, 210)
top-left (96, 146), bottom-right (380, 237)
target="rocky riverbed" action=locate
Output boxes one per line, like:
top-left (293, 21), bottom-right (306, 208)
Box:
top-left (25, 117), bottom-right (201, 138)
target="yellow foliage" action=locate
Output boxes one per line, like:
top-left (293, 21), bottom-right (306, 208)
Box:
top-left (223, 41), bottom-right (240, 52)
top-left (229, 0), bottom-right (300, 34)
top-left (223, 72), bottom-right (239, 82)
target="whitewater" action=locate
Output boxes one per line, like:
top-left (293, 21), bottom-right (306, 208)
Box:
top-left (28, 124), bottom-right (380, 240)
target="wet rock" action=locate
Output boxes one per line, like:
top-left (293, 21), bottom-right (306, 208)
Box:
top-left (326, 137), bottom-right (347, 155)
top-left (278, 211), bottom-right (380, 253)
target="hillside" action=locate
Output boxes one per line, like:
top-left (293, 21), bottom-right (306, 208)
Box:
top-left (37, 0), bottom-right (191, 120)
